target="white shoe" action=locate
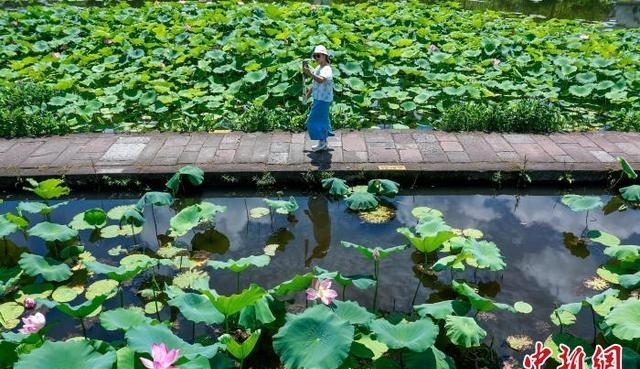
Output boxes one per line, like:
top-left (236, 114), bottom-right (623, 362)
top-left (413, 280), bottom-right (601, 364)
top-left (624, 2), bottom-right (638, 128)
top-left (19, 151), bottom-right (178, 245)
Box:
top-left (311, 142), bottom-right (328, 152)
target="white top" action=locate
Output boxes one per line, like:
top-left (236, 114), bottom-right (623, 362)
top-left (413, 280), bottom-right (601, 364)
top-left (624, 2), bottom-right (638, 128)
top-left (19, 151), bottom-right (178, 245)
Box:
top-left (312, 65), bottom-right (333, 102)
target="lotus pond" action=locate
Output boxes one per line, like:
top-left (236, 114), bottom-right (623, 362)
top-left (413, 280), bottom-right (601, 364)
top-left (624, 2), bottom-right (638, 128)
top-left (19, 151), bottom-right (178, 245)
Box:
top-left (0, 166), bottom-right (639, 369)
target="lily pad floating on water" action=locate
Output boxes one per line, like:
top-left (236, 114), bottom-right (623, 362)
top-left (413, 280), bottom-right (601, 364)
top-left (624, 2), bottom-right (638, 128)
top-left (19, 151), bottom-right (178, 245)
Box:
top-left (13, 340), bottom-right (116, 369)
top-left (249, 207), bottom-right (270, 219)
top-left (561, 194), bottom-right (603, 212)
top-left (358, 205), bottom-right (396, 224)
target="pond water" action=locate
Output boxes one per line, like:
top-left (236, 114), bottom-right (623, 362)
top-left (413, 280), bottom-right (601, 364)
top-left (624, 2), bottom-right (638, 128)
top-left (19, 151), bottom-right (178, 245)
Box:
top-left (1, 187), bottom-right (637, 366)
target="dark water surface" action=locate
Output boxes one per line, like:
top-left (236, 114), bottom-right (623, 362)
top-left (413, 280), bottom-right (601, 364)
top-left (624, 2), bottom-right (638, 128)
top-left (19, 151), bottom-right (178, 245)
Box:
top-left (2, 187), bottom-right (638, 364)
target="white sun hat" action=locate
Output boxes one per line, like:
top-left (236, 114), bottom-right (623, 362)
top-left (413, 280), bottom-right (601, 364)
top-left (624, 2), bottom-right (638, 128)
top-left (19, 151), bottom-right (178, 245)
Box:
top-left (312, 45), bottom-right (329, 56)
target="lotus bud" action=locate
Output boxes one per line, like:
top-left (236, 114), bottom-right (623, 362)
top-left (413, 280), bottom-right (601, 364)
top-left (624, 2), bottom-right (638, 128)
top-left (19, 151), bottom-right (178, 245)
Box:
top-left (159, 62), bottom-right (166, 69)
top-left (10, 20), bottom-right (18, 27)
top-left (492, 58), bottom-right (501, 66)
top-left (23, 297), bottom-right (36, 310)
top-left (373, 248), bottom-right (380, 261)
top-left (52, 52), bottom-right (60, 59)
top-left (428, 44), bottom-right (438, 52)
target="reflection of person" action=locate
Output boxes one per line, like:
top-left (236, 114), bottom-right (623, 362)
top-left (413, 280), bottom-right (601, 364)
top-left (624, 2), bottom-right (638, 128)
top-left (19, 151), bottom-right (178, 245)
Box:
top-left (304, 194), bottom-right (331, 266)
top-left (303, 45), bottom-right (334, 152)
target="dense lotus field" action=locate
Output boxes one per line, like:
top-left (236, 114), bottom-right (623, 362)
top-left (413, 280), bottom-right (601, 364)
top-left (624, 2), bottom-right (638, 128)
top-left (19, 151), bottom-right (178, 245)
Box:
top-left (1, 0), bottom-right (640, 134)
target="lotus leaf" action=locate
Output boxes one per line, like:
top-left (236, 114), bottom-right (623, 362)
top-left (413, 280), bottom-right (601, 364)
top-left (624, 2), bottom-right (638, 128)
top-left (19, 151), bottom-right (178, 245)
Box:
top-left (550, 302), bottom-right (582, 326)
top-left (83, 208), bottom-right (107, 227)
top-left (202, 284), bottom-right (266, 317)
top-left (340, 241), bottom-right (407, 261)
top-left (353, 334), bottom-right (388, 360)
top-left (404, 347), bottom-right (455, 369)
top-left (618, 157), bottom-right (638, 179)
top-left (13, 340), bottom-right (115, 369)
top-left (119, 208), bottom-right (144, 227)
top-left (220, 329), bottom-right (261, 361)
top-left (463, 239), bottom-right (506, 271)
top-left (51, 285), bottom-right (82, 303)
top-left (543, 333), bottom-right (593, 364)
top-left (370, 318), bottom-right (438, 352)
top-left (575, 72), bottom-right (597, 84)
top-left (605, 299), bottom-right (640, 341)
top-left (169, 202), bottom-right (226, 237)
top-left (603, 245), bottom-right (639, 262)
top-left (18, 201), bottom-right (65, 216)
top-left (568, 84), bottom-right (594, 97)
top-left (24, 178), bottom-right (70, 200)
top-left (126, 323), bottom-right (220, 360)
top-left (0, 214), bottom-right (18, 237)
top-left (269, 273), bottom-right (314, 295)
top-left (264, 196), bottom-right (298, 214)
top-left (249, 207), bottom-right (270, 218)
top-left (321, 177), bottom-right (349, 196)
top-left (39, 291), bottom-right (111, 318)
top-left (345, 192), bottom-right (378, 211)
top-left (18, 254), bottom-right (72, 282)
top-left (106, 205), bottom-right (137, 220)
top-left (587, 229), bottom-right (621, 247)
top-left (332, 300), bottom-right (375, 325)
top-left (172, 270), bottom-right (210, 290)
top-left (273, 305), bottom-right (353, 369)
top-left (414, 300), bottom-right (471, 320)
top-left (514, 301), bottom-right (533, 314)
top-left (452, 281), bottom-right (514, 312)
top-left (168, 292), bottom-right (225, 324)
top-left (367, 179), bottom-right (400, 197)
top-left (444, 315), bottom-right (486, 348)
top-left (208, 254), bottom-right (270, 273)
top-left (239, 295), bottom-right (276, 327)
top-left (86, 280), bottom-right (119, 300)
top-left (144, 301), bottom-right (163, 314)
top-left (100, 308), bottom-right (152, 333)
top-left (561, 194), bottom-right (603, 212)
top-left (411, 207), bottom-right (444, 219)
top-left (619, 271), bottom-right (640, 289)
top-left (136, 191), bottom-right (173, 209)
top-left (620, 185), bottom-right (640, 202)
top-left (0, 302), bottom-right (23, 329)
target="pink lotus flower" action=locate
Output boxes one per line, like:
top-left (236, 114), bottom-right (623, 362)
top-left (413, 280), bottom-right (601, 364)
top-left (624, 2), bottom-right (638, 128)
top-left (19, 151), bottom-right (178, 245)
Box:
top-left (428, 44), bottom-right (438, 52)
top-left (140, 343), bottom-right (180, 369)
top-left (306, 278), bottom-right (338, 305)
top-left (51, 52), bottom-right (60, 59)
top-left (492, 58), bottom-right (501, 66)
top-left (23, 297), bottom-right (36, 310)
top-left (373, 248), bottom-right (380, 261)
top-left (18, 312), bottom-right (45, 334)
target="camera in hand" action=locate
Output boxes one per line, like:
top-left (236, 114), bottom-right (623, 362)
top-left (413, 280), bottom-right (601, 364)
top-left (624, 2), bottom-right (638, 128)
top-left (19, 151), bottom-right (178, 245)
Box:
top-left (302, 60), bottom-right (309, 68)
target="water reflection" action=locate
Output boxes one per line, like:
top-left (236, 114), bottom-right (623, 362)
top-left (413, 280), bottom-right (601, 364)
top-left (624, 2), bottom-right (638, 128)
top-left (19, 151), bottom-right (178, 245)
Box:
top-left (1, 190), bottom-right (639, 361)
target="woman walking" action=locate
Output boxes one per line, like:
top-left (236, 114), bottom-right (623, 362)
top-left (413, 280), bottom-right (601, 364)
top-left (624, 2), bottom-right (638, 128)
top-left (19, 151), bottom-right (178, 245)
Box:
top-left (303, 45), bottom-right (334, 152)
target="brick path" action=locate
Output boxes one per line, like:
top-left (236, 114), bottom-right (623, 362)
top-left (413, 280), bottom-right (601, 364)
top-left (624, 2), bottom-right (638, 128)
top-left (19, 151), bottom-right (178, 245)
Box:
top-left (0, 130), bottom-right (638, 185)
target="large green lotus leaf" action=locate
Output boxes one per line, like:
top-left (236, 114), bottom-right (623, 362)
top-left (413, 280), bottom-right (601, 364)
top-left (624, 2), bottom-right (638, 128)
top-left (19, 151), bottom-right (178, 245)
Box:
top-left (136, 191), bottom-right (173, 209)
top-left (166, 165), bottom-right (204, 193)
top-left (19, 254), bottom-right (72, 282)
top-left (99, 307), bottom-right (152, 331)
top-left (169, 202), bottom-right (226, 237)
top-left (126, 323), bottom-right (220, 360)
top-left (28, 221), bottom-right (78, 242)
top-left (444, 316), bottom-right (486, 348)
top-left (561, 194), bottom-right (603, 212)
top-left (18, 201), bottom-right (67, 216)
top-left (202, 284), bottom-right (266, 317)
top-left (24, 178), bottom-right (70, 200)
top-left (0, 269), bottom-right (23, 298)
top-left (333, 300), bottom-right (375, 325)
top-left (514, 301), bottom-right (533, 314)
top-left (585, 289), bottom-right (621, 316)
top-left (119, 208), bottom-right (144, 227)
top-left (220, 329), bottom-right (261, 361)
top-left (411, 207), bottom-right (443, 219)
top-left (618, 157), bottom-right (638, 179)
top-left (13, 340), bottom-right (115, 369)
top-left (550, 302), bottom-right (582, 326)
top-left (0, 341), bottom-right (18, 367)
top-left (345, 192), bottom-right (378, 211)
top-left (0, 302), bottom-right (23, 329)
top-left (86, 279), bottom-right (119, 300)
top-left (82, 208), bottom-right (107, 227)
top-left (414, 300), bottom-right (470, 320)
top-left (269, 273), bottom-right (314, 295)
top-left (370, 318), bottom-right (438, 352)
top-left (208, 254), bottom-right (270, 273)
top-left (619, 271), bottom-right (640, 289)
top-left (568, 84), bottom-right (594, 97)
top-left (172, 269), bottom-right (210, 290)
top-left (339, 62), bottom-right (363, 75)
top-left (603, 245), bottom-right (639, 262)
top-left (84, 259), bottom-right (151, 282)
top-left (39, 293), bottom-right (110, 318)
top-left (443, 86), bottom-right (466, 96)
top-left (244, 70), bottom-right (268, 84)
top-left (620, 185), bottom-right (640, 202)
top-left (576, 72), bottom-right (597, 84)
top-left (273, 305), bottom-right (353, 369)
top-left (106, 205), bottom-right (137, 220)
top-left (321, 177), bottom-right (349, 196)
top-left (605, 298), bottom-right (640, 340)
top-left (52, 285), bottom-right (82, 303)
top-left (239, 295), bottom-right (276, 327)
top-left (0, 214), bottom-right (18, 237)
top-left (340, 241), bottom-right (407, 261)
top-left (344, 77), bottom-right (365, 91)
top-left (463, 239), bottom-right (506, 271)
top-left (367, 179), bottom-right (400, 197)
top-left (543, 333), bottom-right (592, 364)
top-left (587, 230), bottom-right (621, 247)
top-left (168, 292), bottom-right (225, 324)
top-left (264, 196), bottom-right (298, 214)
top-left (404, 346), bottom-right (455, 369)
top-left (452, 281), bottom-right (515, 312)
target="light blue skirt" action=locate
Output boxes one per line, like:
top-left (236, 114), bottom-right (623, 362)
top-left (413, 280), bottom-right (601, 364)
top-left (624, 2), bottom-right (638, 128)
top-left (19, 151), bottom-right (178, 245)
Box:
top-left (306, 100), bottom-right (333, 140)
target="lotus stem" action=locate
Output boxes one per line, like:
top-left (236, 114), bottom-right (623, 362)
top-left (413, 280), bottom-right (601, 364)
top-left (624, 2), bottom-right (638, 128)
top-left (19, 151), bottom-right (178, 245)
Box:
top-left (119, 287), bottom-right (124, 308)
top-left (373, 260), bottom-right (380, 312)
top-left (80, 318), bottom-right (87, 339)
top-left (342, 284), bottom-right (346, 300)
top-left (236, 272), bottom-right (241, 294)
top-left (411, 278), bottom-right (422, 306)
top-left (591, 306), bottom-right (597, 345)
top-left (151, 204), bottom-right (160, 249)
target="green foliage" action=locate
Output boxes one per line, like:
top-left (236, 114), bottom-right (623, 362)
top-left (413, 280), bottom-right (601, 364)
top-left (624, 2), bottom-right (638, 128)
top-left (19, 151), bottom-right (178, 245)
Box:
top-left (0, 81), bottom-right (71, 138)
top-left (13, 340), bottom-right (116, 369)
top-left (437, 99), bottom-right (565, 133)
top-left (234, 105), bottom-right (306, 132)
